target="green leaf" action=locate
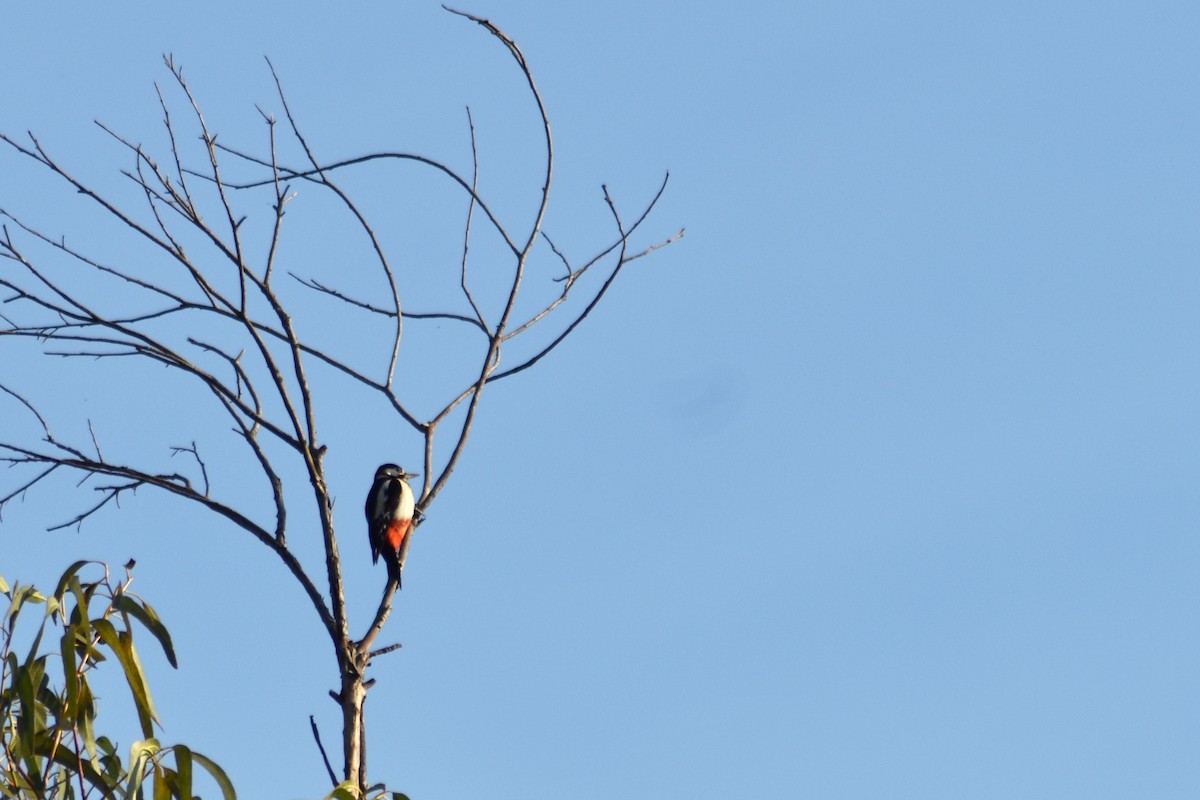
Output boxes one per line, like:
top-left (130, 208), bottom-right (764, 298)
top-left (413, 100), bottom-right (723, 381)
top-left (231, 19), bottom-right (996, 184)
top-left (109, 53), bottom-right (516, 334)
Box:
top-left (60, 621), bottom-right (78, 681)
top-left (190, 750), bottom-right (237, 800)
top-left (20, 615), bottom-right (50, 679)
top-left (127, 738), bottom-right (162, 799)
top-left (52, 560), bottom-right (93, 602)
top-left (94, 736), bottom-right (123, 785)
top-left (77, 680), bottom-right (99, 762)
top-left (0, 574), bottom-right (9, 595)
top-left (93, 619), bottom-right (158, 737)
top-left (2, 649), bottom-right (18, 708)
top-left (123, 631), bottom-right (158, 725)
top-left (5, 584), bottom-right (44, 630)
top-left (67, 575), bottom-right (91, 638)
top-left (154, 765), bottom-right (171, 800)
top-left (30, 740), bottom-right (117, 798)
top-left (13, 668), bottom-right (37, 757)
top-left (172, 744), bottom-right (193, 800)
top-left (114, 594), bottom-right (178, 669)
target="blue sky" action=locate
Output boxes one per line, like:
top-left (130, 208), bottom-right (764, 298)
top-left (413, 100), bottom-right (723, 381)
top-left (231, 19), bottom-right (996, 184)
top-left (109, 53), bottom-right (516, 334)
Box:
top-left (3, 2), bottom-right (1199, 798)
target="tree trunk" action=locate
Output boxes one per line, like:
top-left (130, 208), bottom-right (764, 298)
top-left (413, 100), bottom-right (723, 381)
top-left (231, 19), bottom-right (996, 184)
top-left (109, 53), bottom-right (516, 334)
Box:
top-left (341, 669), bottom-right (367, 793)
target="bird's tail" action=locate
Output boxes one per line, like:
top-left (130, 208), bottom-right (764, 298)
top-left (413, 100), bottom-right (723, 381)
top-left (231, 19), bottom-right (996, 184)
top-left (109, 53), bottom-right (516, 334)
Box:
top-left (387, 551), bottom-right (403, 588)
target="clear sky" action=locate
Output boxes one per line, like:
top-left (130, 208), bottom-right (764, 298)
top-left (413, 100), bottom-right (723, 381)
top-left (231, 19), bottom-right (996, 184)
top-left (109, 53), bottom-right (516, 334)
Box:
top-left (3, 2), bottom-right (1199, 798)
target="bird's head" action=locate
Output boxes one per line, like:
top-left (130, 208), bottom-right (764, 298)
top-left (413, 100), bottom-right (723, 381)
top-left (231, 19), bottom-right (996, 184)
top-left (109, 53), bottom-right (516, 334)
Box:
top-left (375, 463), bottom-right (417, 481)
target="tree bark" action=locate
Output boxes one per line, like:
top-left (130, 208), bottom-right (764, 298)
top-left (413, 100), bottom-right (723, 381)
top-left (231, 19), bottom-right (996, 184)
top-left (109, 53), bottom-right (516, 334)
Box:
top-left (341, 668), bottom-right (367, 792)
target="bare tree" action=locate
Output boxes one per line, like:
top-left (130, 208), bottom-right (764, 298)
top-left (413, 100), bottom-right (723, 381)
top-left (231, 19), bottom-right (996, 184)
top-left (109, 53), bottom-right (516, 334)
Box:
top-left (0, 8), bottom-right (680, 796)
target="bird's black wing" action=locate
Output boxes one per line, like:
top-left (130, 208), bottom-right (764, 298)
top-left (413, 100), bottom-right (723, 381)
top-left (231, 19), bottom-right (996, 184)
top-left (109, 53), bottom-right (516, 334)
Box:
top-left (366, 477), bottom-right (388, 564)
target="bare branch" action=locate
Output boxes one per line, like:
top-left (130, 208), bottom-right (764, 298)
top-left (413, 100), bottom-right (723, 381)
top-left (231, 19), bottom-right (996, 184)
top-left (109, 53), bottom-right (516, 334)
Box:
top-left (155, 73), bottom-right (199, 214)
top-left (86, 420), bottom-right (104, 463)
top-left (0, 465), bottom-right (58, 518)
top-left (493, 175), bottom-right (682, 381)
top-left (169, 441), bottom-right (210, 496)
top-left (367, 642), bottom-right (402, 660)
top-left (289, 273), bottom-right (489, 334)
top-left (258, 103), bottom-right (293, 286)
top-left (356, 576), bottom-right (399, 656)
top-left (204, 147), bottom-right (521, 257)
top-left (418, 6), bottom-right (556, 512)
top-left (0, 437), bottom-right (335, 637)
top-left (264, 60), bottom-right (405, 398)
top-left (1, 132), bottom-right (202, 269)
top-left (310, 716), bottom-right (338, 787)
top-left (0, 383), bottom-right (53, 440)
top-left (47, 480), bottom-right (138, 532)
top-left (459, 107), bottom-right (487, 329)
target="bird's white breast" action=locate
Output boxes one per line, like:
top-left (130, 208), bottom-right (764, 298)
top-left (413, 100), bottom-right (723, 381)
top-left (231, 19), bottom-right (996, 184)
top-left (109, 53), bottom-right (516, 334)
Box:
top-left (396, 479), bottom-right (415, 520)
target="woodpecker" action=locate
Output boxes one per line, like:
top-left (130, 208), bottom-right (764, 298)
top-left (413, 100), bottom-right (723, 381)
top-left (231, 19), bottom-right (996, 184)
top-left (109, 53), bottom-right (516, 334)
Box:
top-left (365, 463), bottom-right (418, 584)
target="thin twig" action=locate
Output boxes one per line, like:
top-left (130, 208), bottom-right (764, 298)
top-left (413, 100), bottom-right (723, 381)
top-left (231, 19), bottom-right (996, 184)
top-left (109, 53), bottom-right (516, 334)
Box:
top-left (459, 106), bottom-right (487, 329)
top-left (310, 715), bottom-right (338, 786)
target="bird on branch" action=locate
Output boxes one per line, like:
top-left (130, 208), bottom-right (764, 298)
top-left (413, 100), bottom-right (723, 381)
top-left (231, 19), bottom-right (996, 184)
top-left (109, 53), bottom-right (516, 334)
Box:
top-left (365, 463), bottom-right (417, 585)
